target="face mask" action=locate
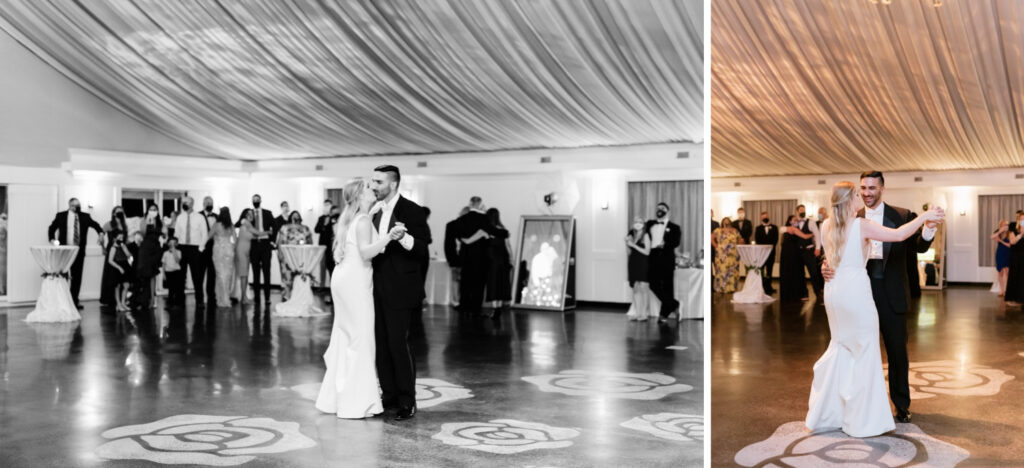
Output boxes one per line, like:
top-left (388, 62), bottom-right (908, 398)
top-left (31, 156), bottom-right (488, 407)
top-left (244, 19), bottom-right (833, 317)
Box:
top-left (115, 211), bottom-right (124, 217)
top-left (655, 209), bottom-right (667, 218)
top-left (798, 212), bottom-right (806, 219)
top-left (253, 201), bottom-right (261, 208)
top-left (182, 203), bottom-right (191, 211)
top-left (204, 205), bottom-right (213, 212)
top-left (762, 218), bottom-right (769, 224)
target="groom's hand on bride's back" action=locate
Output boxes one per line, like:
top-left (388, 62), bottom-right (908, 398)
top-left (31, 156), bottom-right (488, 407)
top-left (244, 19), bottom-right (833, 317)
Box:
top-left (821, 260), bottom-right (834, 282)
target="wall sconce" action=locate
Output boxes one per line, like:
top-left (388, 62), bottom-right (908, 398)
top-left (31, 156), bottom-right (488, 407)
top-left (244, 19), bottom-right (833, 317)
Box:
top-left (601, 200), bottom-right (610, 210)
top-left (959, 210), bottom-right (966, 216)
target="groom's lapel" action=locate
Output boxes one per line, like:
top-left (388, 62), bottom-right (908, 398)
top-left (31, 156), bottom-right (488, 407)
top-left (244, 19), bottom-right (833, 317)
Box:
top-left (389, 196), bottom-right (401, 231)
top-left (372, 209), bottom-right (382, 230)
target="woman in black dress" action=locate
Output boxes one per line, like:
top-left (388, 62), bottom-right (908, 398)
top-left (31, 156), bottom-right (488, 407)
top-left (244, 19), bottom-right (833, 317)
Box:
top-left (485, 208), bottom-right (513, 310)
top-left (1004, 210), bottom-right (1024, 306)
top-left (131, 204), bottom-right (164, 310)
top-left (626, 217), bottom-right (652, 321)
top-left (100, 206), bottom-right (128, 307)
top-left (780, 214), bottom-right (813, 301)
top-left (107, 231), bottom-right (133, 312)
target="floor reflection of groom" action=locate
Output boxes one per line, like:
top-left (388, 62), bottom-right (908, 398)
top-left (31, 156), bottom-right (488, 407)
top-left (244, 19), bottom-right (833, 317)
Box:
top-left (823, 170), bottom-right (936, 424)
top-left (369, 165), bottom-right (430, 421)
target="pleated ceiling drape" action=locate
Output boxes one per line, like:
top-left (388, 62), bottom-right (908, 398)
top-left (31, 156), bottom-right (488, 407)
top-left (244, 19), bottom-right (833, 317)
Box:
top-left (0, 0), bottom-right (703, 160)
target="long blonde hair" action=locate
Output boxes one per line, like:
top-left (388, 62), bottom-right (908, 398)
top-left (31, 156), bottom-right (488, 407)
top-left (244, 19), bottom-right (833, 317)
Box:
top-left (333, 178), bottom-right (368, 262)
top-left (825, 181), bottom-right (856, 268)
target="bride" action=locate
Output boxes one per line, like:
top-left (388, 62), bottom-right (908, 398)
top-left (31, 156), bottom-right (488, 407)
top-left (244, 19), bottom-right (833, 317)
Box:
top-left (805, 181), bottom-right (943, 437)
top-left (316, 178), bottom-right (404, 418)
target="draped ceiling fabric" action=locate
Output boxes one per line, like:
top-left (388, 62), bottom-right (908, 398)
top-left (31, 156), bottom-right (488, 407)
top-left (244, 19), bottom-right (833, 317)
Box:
top-left (0, 0), bottom-right (702, 160)
top-left (712, 0), bottom-right (1024, 177)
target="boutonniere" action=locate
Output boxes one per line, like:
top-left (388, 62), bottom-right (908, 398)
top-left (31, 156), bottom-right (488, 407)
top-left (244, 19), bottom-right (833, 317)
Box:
top-left (665, 226), bottom-right (671, 232)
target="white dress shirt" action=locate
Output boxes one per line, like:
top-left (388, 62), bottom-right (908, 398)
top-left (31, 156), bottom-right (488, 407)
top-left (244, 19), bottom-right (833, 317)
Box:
top-left (865, 202), bottom-right (936, 259)
top-left (374, 194), bottom-right (414, 251)
top-left (173, 210), bottom-right (209, 250)
top-left (66, 210), bottom-right (78, 245)
top-left (651, 218), bottom-right (669, 247)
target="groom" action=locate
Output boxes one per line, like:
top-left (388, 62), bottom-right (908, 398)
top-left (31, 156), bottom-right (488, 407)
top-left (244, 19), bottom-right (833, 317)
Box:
top-left (823, 170), bottom-right (936, 424)
top-left (369, 165), bottom-right (430, 421)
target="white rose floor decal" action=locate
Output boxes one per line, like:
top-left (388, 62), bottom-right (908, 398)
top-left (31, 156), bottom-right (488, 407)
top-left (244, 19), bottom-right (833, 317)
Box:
top-left (884, 360), bottom-right (1014, 399)
top-left (521, 370), bottom-right (691, 399)
top-left (290, 377), bottom-right (473, 409)
top-left (734, 422), bottom-right (969, 467)
top-left (95, 414), bottom-right (316, 466)
top-left (621, 413), bottom-right (703, 442)
top-left (432, 419), bottom-right (581, 454)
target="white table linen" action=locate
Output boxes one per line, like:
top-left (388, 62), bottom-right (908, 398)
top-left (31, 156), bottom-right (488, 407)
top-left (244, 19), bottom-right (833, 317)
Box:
top-left (732, 245), bottom-right (775, 304)
top-left (275, 245), bottom-right (327, 317)
top-left (631, 268), bottom-right (704, 320)
top-left (25, 246), bottom-right (81, 323)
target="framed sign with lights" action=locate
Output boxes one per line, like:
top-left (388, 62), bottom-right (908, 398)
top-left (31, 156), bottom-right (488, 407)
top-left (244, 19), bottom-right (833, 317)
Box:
top-left (512, 216), bottom-right (576, 311)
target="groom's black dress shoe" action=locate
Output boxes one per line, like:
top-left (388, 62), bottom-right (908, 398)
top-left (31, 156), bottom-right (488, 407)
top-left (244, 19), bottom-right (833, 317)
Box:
top-left (895, 409), bottom-right (911, 423)
top-left (394, 406), bottom-right (416, 421)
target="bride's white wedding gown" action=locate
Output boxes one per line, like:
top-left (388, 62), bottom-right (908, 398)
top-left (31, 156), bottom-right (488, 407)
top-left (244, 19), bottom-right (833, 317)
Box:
top-left (805, 218), bottom-right (895, 437)
top-left (316, 213), bottom-right (383, 418)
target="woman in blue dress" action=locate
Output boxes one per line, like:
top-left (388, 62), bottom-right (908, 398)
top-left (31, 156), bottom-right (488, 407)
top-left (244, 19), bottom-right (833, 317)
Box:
top-left (991, 220), bottom-right (1012, 297)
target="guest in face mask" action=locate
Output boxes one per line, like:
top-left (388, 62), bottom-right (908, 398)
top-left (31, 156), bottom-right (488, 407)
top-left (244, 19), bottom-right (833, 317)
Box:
top-left (47, 197), bottom-right (104, 309)
top-left (735, 207), bottom-right (753, 244)
top-left (712, 217), bottom-right (742, 295)
top-left (754, 211), bottom-right (780, 294)
top-left (247, 194), bottom-right (275, 304)
top-left (100, 205), bottom-right (129, 308)
top-left (625, 217), bottom-right (653, 321)
top-left (781, 214), bottom-right (814, 301)
top-left (647, 202), bottom-right (682, 322)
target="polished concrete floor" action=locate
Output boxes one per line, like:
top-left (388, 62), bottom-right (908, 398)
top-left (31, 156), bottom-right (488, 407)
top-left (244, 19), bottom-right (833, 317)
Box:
top-left (712, 284), bottom-right (1024, 467)
top-left (0, 294), bottom-right (701, 467)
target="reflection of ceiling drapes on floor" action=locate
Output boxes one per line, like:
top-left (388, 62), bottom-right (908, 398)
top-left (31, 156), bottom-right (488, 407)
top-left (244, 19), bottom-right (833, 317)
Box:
top-left (0, 0), bottom-right (703, 160)
top-left (712, 0), bottom-right (1024, 177)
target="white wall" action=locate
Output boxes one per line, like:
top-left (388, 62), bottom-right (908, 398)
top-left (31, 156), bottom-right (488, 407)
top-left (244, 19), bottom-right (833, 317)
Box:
top-left (0, 30), bottom-right (213, 167)
top-left (711, 168), bottom-right (1024, 283)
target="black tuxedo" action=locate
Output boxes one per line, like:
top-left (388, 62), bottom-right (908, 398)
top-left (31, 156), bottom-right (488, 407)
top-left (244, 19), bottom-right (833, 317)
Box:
top-left (48, 210), bottom-right (104, 305)
top-left (201, 209), bottom-right (218, 304)
top-left (735, 218), bottom-right (753, 244)
top-left (857, 203), bottom-right (933, 412)
top-left (646, 219), bottom-right (681, 318)
top-left (372, 195), bottom-right (430, 409)
top-left (246, 207), bottom-right (276, 302)
top-left (754, 223), bottom-right (779, 293)
top-left (444, 217), bottom-right (464, 267)
top-left (457, 210), bottom-right (491, 312)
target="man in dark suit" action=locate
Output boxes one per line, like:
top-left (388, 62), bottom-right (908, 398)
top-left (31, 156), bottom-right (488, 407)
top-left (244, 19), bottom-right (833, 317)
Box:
top-left (315, 199), bottom-right (339, 283)
top-left (369, 165), bottom-right (431, 421)
top-left (456, 197), bottom-right (491, 314)
top-left (795, 204), bottom-right (825, 297)
top-left (754, 211), bottom-right (779, 294)
top-left (248, 194), bottom-right (277, 304)
top-left (48, 198), bottom-right (105, 309)
top-left (444, 206), bottom-right (470, 308)
top-left (735, 207), bottom-right (753, 244)
top-left (200, 196), bottom-right (218, 306)
top-left (823, 171), bottom-right (937, 424)
top-left (647, 202), bottom-right (681, 323)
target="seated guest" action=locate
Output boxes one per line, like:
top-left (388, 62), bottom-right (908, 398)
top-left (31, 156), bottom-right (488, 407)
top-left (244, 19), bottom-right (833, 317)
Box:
top-left (48, 197), bottom-right (105, 309)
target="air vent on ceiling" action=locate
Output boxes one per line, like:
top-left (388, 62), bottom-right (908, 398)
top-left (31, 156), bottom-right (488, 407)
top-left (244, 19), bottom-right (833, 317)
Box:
top-left (315, 164), bottom-right (324, 171)
top-left (914, 176), bottom-right (923, 182)
top-left (540, 156), bottom-right (552, 164)
top-left (676, 152), bottom-right (689, 159)
top-left (733, 182), bottom-right (741, 187)
top-left (1015, 173), bottom-right (1024, 179)
top-left (417, 161), bottom-right (428, 168)
top-left (817, 179), bottom-right (826, 185)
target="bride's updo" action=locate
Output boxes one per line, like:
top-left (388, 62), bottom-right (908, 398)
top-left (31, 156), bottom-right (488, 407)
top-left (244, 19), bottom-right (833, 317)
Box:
top-left (825, 181), bottom-right (856, 268)
top-left (333, 178), bottom-right (367, 263)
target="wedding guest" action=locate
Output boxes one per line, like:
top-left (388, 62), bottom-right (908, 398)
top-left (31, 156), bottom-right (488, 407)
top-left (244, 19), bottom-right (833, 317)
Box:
top-left (648, 202), bottom-right (682, 322)
top-left (991, 219), bottom-right (1012, 297)
top-left (131, 204), bottom-right (164, 310)
top-left (711, 217), bottom-right (741, 294)
top-left (47, 198), bottom-right (105, 309)
top-left (212, 207), bottom-right (236, 308)
top-left (458, 196), bottom-right (491, 314)
top-left (754, 211), bottom-right (779, 294)
top-left (0, 213), bottom-right (6, 296)
top-left (711, 209), bottom-right (718, 273)
top-left (485, 208), bottom-right (513, 310)
top-left (234, 208), bottom-right (265, 305)
top-left (200, 196), bottom-right (218, 306)
top-left (421, 206), bottom-right (433, 283)
top-left (247, 194), bottom-right (276, 304)
top-left (100, 206), bottom-right (128, 307)
top-left (795, 204), bottom-right (824, 297)
top-left (315, 200), bottom-right (339, 285)
top-left (107, 231), bottom-right (133, 312)
top-left (172, 196), bottom-right (209, 306)
top-left (1005, 210), bottom-right (1024, 306)
top-left (734, 207), bottom-right (753, 244)
top-left (162, 237), bottom-right (184, 305)
top-left (444, 207), bottom-right (470, 308)
top-left (780, 214), bottom-right (812, 301)
top-left (276, 210), bottom-right (313, 301)
top-left (274, 200), bottom-right (291, 293)
top-left (626, 216), bottom-right (652, 321)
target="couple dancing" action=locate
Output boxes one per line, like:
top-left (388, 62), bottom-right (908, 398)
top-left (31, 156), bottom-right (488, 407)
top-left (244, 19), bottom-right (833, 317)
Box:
top-left (806, 171), bottom-right (944, 438)
top-left (315, 165), bottom-right (429, 421)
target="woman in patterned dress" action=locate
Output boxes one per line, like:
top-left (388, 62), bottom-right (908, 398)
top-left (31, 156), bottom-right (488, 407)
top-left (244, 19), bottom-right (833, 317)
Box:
top-left (275, 211), bottom-right (314, 301)
top-left (711, 217), bottom-right (743, 293)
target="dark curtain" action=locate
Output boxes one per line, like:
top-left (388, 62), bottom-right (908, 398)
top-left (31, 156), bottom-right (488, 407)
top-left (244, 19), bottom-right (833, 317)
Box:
top-left (978, 194), bottom-right (1024, 267)
top-left (1, 185), bottom-right (6, 296)
top-left (628, 180), bottom-right (701, 258)
top-left (326, 189), bottom-right (344, 210)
